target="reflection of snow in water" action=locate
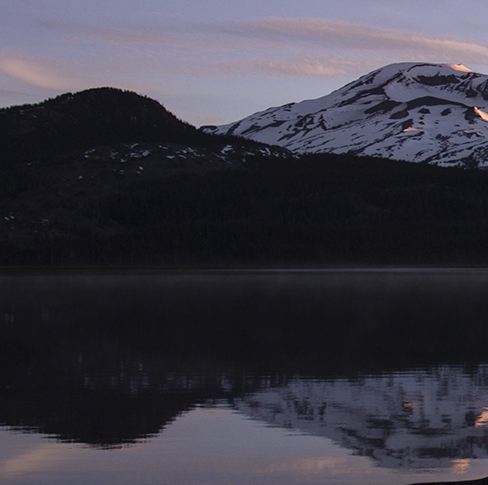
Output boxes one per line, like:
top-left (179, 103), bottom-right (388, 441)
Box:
top-left (235, 366), bottom-right (488, 470)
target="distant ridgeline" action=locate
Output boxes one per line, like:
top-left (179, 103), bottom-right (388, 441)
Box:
top-left (2, 87), bottom-right (488, 265)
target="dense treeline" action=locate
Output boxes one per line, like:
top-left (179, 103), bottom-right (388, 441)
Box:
top-left (5, 152), bottom-right (488, 266)
top-left (100, 155), bottom-right (488, 265)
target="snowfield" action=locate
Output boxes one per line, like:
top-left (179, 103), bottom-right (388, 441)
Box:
top-left (203, 63), bottom-right (488, 168)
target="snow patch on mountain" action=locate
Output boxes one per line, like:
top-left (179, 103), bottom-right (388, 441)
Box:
top-left (203, 63), bottom-right (488, 168)
top-left (448, 63), bottom-right (473, 73)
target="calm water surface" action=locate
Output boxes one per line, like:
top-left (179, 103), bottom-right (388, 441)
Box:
top-left (2, 269), bottom-right (488, 484)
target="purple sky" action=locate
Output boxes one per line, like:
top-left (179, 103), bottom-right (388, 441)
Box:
top-left (3, 0), bottom-right (488, 126)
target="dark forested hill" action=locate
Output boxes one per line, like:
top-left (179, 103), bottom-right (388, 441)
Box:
top-left (2, 88), bottom-right (488, 266)
top-left (0, 87), bottom-right (207, 164)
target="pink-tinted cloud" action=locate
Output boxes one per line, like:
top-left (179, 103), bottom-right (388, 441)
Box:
top-left (30, 15), bottom-right (488, 69)
top-left (0, 57), bottom-right (87, 91)
top-left (38, 18), bottom-right (170, 45)
top-left (162, 56), bottom-right (352, 79)
top-left (35, 17), bottom-right (232, 52)
top-left (207, 18), bottom-right (488, 64)
top-left (254, 58), bottom-right (348, 77)
top-left (0, 56), bottom-right (149, 95)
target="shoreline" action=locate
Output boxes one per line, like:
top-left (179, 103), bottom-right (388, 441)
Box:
top-left (2, 264), bottom-right (488, 275)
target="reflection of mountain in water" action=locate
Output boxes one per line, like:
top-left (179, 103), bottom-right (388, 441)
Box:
top-left (235, 367), bottom-right (488, 470)
top-left (2, 270), bottom-right (488, 451)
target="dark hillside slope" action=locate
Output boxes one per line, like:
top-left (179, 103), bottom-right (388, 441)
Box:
top-left (0, 87), bottom-right (281, 169)
top-left (0, 87), bottom-right (202, 165)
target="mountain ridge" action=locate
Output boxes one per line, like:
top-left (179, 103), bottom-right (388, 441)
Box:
top-left (203, 62), bottom-right (488, 168)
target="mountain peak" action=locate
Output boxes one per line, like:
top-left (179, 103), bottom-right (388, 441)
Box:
top-left (203, 62), bottom-right (488, 168)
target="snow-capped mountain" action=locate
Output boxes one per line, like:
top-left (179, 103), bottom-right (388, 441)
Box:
top-left (203, 63), bottom-right (488, 167)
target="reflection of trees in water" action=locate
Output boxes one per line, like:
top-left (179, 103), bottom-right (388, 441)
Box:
top-left (1, 344), bottom-right (277, 448)
top-left (1, 271), bottom-right (488, 449)
top-left (2, 384), bottom-right (197, 448)
top-left (0, 343), bottom-right (264, 448)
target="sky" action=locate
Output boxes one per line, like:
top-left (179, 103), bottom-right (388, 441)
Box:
top-left (3, 1), bottom-right (488, 127)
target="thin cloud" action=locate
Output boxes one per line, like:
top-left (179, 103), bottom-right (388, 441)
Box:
top-left (0, 56), bottom-right (148, 95)
top-left (255, 58), bottom-right (348, 77)
top-left (33, 15), bottom-right (488, 67)
top-left (38, 18), bottom-right (173, 47)
top-left (35, 18), bottom-right (230, 52)
top-left (208, 18), bottom-right (488, 64)
top-left (0, 57), bottom-right (86, 91)
top-left (164, 56), bottom-right (352, 79)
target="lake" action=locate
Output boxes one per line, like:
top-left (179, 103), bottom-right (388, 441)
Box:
top-left (1, 269), bottom-right (488, 484)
